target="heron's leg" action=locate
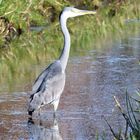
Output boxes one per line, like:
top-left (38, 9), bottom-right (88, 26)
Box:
top-left (38, 108), bottom-right (43, 125)
top-left (53, 117), bottom-right (59, 130)
top-left (28, 117), bottom-right (34, 124)
top-left (53, 99), bottom-right (60, 118)
top-left (38, 107), bottom-right (41, 117)
top-left (53, 111), bottom-right (56, 118)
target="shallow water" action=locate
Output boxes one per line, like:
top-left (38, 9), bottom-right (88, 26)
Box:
top-left (0, 30), bottom-right (140, 139)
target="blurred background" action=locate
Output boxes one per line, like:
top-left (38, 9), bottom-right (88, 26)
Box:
top-left (0, 0), bottom-right (140, 139)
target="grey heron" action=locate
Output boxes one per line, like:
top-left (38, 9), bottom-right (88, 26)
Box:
top-left (28, 7), bottom-right (96, 118)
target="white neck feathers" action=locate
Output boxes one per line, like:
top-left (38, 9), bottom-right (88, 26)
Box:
top-left (59, 15), bottom-right (70, 71)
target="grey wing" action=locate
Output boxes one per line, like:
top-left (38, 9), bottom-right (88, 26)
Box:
top-left (32, 61), bottom-right (64, 93)
top-left (32, 63), bottom-right (53, 93)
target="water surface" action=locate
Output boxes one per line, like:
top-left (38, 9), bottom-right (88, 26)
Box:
top-left (0, 28), bottom-right (140, 139)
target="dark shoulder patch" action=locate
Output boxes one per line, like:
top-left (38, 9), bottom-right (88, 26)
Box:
top-left (29, 93), bottom-right (34, 102)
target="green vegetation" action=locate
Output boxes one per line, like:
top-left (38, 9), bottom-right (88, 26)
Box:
top-left (0, 0), bottom-right (140, 139)
top-left (105, 91), bottom-right (140, 140)
top-left (0, 0), bottom-right (139, 90)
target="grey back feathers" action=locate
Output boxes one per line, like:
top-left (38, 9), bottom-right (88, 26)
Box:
top-left (32, 60), bottom-right (63, 93)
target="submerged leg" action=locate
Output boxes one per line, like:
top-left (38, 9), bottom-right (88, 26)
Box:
top-left (52, 99), bottom-right (60, 118)
top-left (28, 108), bottom-right (35, 124)
top-left (53, 111), bottom-right (56, 118)
top-left (38, 107), bottom-right (41, 117)
top-left (28, 110), bottom-right (35, 124)
top-left (28, 117), bottom-right (34, 124)
top-left (53, 118), bottom-right (59, 130)
top-left (38, 107), bottom-right (43, 125)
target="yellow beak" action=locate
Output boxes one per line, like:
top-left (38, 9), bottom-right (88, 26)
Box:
top-left (74, 9), bottom-right (96, 16)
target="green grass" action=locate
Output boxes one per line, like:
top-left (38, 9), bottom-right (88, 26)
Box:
top-left (104, 91), bottom-right (140, 140)
top-left (0, 0), bottom-right (140, 91)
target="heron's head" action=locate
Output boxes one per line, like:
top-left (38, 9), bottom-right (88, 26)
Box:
top-left (60, 7), bottom-right (96, 19)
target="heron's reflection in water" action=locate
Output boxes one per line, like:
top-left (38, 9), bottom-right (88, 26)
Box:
top-left (28, 119), bottom-right (63, 140)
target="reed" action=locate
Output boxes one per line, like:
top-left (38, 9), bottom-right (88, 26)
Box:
top-left (105, 91), bottom-right (140, 140)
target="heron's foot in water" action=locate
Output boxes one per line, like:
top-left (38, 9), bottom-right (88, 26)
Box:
top-left (28, 117), bottom-right (34, 124)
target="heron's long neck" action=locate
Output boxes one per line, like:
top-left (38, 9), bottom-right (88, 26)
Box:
top-left (59, 16), bottom-right (70, 71)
